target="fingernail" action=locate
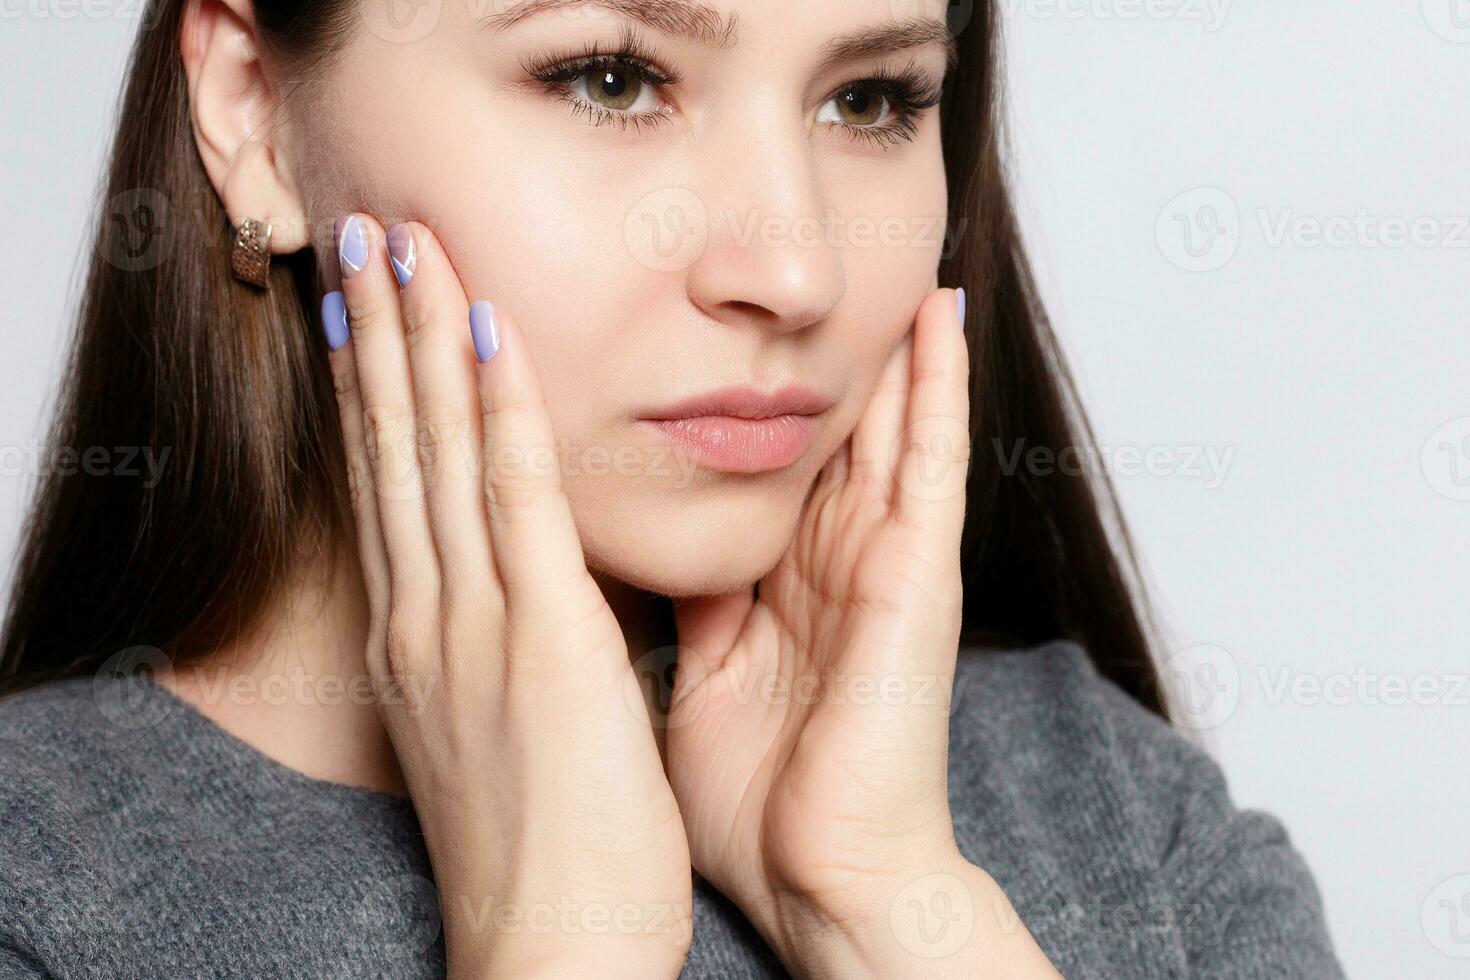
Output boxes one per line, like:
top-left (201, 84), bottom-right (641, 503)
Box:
top-left (387, 224), bottom-right (416, 288)
top-left (955, 287), bottom-right (967, 327)
top-left (322, 291), bottom-right (349, 351)
top-left (337, 215), bottom-right (368, 277)
top-left (469, 301), bottom-right (500, 363)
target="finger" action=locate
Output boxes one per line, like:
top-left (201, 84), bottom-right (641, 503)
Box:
top-left (470, 301), bottom-right (598, 625)
top-left (390, 222), bottom-right (501, 617)
top-left (809, 434), bottom-right (850, 503)
top-left (670, 588), bottom-right (755, 690)
top-left (894, 287), bottom-right (971, 546)
top-left (336, 213), bottom-right (439, 603)
top-left (848, 320), bottom-right (914, 505)
top-left (321, 290), bottom-right (391, 665)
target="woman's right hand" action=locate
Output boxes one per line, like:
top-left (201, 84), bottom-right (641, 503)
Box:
top-left (323, 214), bottom-right (692, 979)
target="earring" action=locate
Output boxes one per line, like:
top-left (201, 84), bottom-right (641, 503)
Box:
top-left (230, 218), bottom-right (273, 288)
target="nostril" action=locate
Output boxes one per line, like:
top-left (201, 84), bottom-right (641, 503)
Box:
top-left (707, 298), bottom-right (828, 335)
top-left (724, 300), bottom-right (773, 320)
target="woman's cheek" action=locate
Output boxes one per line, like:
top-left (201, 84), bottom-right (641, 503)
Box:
top-left (845, 199), bottom-right (949, 358)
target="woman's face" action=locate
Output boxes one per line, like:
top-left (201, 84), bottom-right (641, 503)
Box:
top-left (293, 0), bottom-right (952, 597)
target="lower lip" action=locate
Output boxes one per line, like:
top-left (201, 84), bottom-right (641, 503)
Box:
top-left (641, 415), bottom-right (818, 474)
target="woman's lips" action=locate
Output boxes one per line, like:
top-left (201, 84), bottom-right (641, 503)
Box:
top-left (637, 383), bottom-right (831, 474)
top-left (643, 414), bottom-right (818, 474)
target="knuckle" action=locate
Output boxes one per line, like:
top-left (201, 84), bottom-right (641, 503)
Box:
top-left (345, 453), bottom-right (371, 513)
top-left (906, 426), bottom-right (971, 466)
top-left (483, 451), bottom-right (561, 519)
top-left (382, 644), bottom-right (423, 687)
top-left (363, 405), bottom-right (418, 467)
top-left (400, 301), bottom-right (434, 349)
top-left (416, 410), bottom-right (475, 475)
top-left (344, 293), bottom-right (394, 337)
top-left (485, 466), bottom-right (543, 517)
top-left (383, 603), bottom-right (436, 673)
top-left (481, 436), bottom-right (561, 518)
top-left (478, 388), bottom-right (547, 430)
top-left (911, 363), bottom-right (952, 385)
top-left (331, 365), bottom-right (356, 400)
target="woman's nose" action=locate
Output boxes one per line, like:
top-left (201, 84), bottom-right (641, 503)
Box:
top-left (681, 110), bottom-right (847, 335)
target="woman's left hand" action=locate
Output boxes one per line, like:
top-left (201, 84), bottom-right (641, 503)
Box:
top-left (665, 285), bottom-right (1059, 977)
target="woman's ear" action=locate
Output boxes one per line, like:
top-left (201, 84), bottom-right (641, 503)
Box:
top-left (180, 0), bottom-right (311, 252)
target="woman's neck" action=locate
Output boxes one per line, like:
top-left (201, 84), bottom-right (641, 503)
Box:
top-left (154, 542), bottom-right (674, 798)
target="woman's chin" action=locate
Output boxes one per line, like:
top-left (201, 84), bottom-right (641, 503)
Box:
top-left (580, 502), bottom-right (801, 600)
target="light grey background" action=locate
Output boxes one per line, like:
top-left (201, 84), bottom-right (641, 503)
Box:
top-left (2, 3), bottom-right (1467, 977)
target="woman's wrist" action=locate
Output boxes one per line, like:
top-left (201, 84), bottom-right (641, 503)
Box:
top-left (456, 936), bottom-right (688, 980)
top-left (441, 884), bottom-right (692, 980)
top-left (429, 835), bottom-right (693, 980)
top-left (761, 851), bottom-right (1061, 979)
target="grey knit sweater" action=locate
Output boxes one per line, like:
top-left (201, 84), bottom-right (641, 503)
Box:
top-left (0, 640), bottom-right (1343, 978)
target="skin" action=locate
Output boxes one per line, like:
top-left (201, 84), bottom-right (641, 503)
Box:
top-left (169, 0), bottom-right (1063, 975)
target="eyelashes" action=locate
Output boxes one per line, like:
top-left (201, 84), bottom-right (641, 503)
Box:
top-left (821, 62), bottom-right (945, 149)
top-left (521, 24), bottom-right (679, 133)
top-left (520, 28), bottom-right (945, 149)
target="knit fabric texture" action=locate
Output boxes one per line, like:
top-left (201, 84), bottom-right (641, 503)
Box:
top-left (0, 639), bottom-right (1344, 978)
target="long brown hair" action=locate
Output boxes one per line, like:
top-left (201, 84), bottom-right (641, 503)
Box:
top-left (0, 0), bottom-right (1168, 717)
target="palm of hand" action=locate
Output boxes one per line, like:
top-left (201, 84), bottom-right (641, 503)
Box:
top-left (665, 287), bottom-right (970, 927)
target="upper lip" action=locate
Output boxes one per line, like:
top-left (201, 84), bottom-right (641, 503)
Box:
top-left (639, 384), bottom-right (834, 421)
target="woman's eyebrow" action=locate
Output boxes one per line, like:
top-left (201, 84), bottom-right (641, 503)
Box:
top-left (478, 0), bottom-right (740, 49)
top-left (478, 0), bottom-right (956, 71)
top-left (818, 19), bottom-right (958, 74)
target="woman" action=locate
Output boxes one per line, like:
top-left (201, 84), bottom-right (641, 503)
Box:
top-left (0, 0), bottom-right (1344, 976)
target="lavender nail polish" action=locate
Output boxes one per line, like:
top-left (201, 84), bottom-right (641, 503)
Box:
top-left (469, 301), bottom-right (500, 363)
top-left (956, 287), bottom-right (967, 327)
top-left (338, 216), bottom-right (368, 276)
top-left (386, 224), bottom-right (416, 288)
top-left (322, 291), bottom-right (349, 351)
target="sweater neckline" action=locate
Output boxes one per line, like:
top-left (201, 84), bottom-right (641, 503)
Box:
top-left (96, 669), bottom-right (421, 821)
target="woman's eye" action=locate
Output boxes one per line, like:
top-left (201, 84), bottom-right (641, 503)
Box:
top-left (818, 86), bottom-right (893, 128)
top-left (572, 67), bottom-right (657, 113)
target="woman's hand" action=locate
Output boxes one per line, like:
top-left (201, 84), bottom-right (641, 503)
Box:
top-left (666, 286), bottom-right (1059, 977)
top-left (324, 215), bottom-right (692, 979)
